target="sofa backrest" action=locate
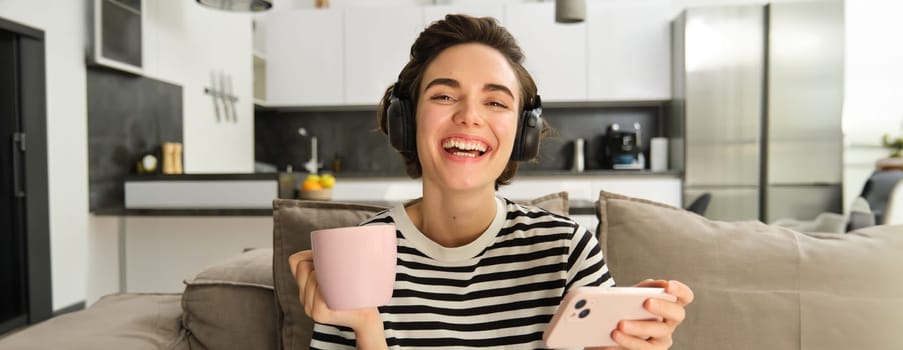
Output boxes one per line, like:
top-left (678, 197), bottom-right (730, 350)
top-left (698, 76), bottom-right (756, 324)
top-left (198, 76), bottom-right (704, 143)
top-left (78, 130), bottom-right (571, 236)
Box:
top-left (596, 190), bottom-right (903, 350)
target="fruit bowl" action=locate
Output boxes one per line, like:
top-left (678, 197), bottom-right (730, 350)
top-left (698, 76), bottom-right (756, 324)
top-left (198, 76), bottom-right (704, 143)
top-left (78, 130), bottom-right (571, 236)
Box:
top-left (298, 173), bottom-right (336, 201)
top-left (298, 188), bottom-right (333, 201)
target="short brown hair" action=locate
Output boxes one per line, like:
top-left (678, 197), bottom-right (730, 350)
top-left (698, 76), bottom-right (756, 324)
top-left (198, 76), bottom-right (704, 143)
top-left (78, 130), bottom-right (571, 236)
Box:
top-left (376, 14), bottom-right (549, 188)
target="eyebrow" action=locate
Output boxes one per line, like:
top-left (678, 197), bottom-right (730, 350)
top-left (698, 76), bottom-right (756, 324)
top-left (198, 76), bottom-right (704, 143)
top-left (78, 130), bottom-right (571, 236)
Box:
top-left (423, 78), bottom-right (516, 100)
top-left (484, 84), bottom-right (515, 100)
top-left (423, 78), bottom-right (459, 91)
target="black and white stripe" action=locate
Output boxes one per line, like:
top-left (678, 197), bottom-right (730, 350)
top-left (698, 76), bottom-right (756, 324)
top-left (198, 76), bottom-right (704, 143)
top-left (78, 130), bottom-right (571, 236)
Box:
top-left (310, 197), bottom-right (613, 349)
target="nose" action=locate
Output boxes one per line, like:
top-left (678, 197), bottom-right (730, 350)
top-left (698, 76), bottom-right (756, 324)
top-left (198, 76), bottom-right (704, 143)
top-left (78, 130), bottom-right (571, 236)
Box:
top-left (451, 99), bottom-right (483, 127)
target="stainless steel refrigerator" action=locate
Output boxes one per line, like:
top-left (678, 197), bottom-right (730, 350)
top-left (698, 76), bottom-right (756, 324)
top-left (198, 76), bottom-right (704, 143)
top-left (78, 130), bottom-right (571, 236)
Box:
top-left (670, 1), bottom-right (844, 222)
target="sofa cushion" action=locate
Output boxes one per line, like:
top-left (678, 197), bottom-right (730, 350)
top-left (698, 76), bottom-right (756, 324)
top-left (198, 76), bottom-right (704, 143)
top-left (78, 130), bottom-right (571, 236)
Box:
top-left (522, 191), bottom-right (569, 216)
top-left (272, 200), bottom-right (388, 350)
top-left (181, 248), bottom-right (277, 350)
top-left (596, 191), bottom-right (903, 350)
top-left (272, 193), bottom-right (571, 349)
top-left (0, 293), bottom-right (187, 350)
top-left (401, 191), bottom-right (570, 217)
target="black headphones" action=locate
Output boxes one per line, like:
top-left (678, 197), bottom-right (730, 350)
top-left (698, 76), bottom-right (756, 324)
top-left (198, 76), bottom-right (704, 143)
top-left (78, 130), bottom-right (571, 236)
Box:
top-left (386, 83), bottom-right (543, 161)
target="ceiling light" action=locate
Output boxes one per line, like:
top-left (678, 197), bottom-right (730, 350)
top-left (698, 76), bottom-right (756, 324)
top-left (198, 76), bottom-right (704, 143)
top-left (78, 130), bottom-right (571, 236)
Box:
top-left (196, 0), bottom-right (273, 12)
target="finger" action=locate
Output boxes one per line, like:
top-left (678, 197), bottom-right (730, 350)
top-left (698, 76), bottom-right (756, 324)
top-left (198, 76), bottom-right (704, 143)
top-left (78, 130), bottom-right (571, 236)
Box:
top-left (633, 279), bottom-right (667, 288)
top-left (611, 329), bottom-right (654, 350)
top-left (310, 282), bottom-right (337, 325)
top-left (619, 319), bottom-right (672, 340)
top-left (665, 280), bottom-right (695, 306)
top-left (646, 298), bottom-right (686, 326)
top-left (301, 287), bottom-right (312, 315)
top-left (304, 270), bottom-right (319, 311)
top-left (294, 259), bottom-right (315, 293)
top-left (288, 250), bottom-right (313, 277)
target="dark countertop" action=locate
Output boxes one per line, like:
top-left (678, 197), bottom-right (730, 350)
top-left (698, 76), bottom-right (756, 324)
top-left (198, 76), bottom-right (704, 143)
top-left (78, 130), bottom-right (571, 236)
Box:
top-left (93, 208), bottom-right (274, 216)
top-left (125, 173), bottom-right (280, 181)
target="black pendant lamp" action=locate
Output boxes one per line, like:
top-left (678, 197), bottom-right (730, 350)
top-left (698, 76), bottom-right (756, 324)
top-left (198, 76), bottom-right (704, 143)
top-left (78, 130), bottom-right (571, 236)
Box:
top-left (196, 0), bottom-right (273, 12)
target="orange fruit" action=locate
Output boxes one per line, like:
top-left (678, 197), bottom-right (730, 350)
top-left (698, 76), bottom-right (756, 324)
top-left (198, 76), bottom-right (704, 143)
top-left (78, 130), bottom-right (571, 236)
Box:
top-left (301, 180), bottom-right (323, 191)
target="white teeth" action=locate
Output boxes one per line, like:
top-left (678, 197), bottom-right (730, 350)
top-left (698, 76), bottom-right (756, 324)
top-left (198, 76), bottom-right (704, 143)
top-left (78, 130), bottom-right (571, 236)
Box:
top-left (452, 151), bottom-right (477, 158)
top-left (442, 139), bottom-right (488, 152)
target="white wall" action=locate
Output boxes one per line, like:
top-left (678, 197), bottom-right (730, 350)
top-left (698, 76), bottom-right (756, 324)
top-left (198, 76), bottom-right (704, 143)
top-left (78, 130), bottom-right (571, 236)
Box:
top-left (87, 216), bottom-right (121, 306)
top-left (144, 1), bottom-right (255, 173)
top-left (0, 0), bottom-right (254, 310)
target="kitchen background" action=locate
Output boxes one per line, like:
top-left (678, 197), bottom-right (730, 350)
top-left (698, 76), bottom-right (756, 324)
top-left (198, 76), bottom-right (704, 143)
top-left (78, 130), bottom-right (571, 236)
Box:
top-left (1, 0), bottom-right (901, 319)
top-left (254, 105), bottom-right (664, 175)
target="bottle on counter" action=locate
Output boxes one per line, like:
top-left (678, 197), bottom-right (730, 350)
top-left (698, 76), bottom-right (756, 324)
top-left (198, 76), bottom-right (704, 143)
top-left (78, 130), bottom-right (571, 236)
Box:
top-left (332, 153), bottom-right (343, 174)
top-left (162, 142), bottom-right (184, 174)
top-left (278, 165), bottom-right (300, 199)
top-left (173, 143), bottom-right (183, 174)
top-left (572, 138), bottom-right (585, 173)
top-left (162, 143), bottom-right (175, 174)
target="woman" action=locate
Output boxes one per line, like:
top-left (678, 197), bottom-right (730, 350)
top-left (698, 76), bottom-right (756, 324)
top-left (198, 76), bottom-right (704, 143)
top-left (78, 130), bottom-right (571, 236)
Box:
top-left (290, 14), bottom-right (693, 349)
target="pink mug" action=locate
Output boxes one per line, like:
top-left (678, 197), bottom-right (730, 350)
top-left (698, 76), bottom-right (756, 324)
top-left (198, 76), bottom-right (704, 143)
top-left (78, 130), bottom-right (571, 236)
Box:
top-left (310, 224), bottom-right (397, 310)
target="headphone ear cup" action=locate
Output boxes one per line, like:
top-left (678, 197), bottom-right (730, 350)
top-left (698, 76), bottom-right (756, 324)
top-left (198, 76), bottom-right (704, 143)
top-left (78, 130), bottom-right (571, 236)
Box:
top-left (387, 96), bottom-right (415, 154)
top-left (512, 108), bottom-right (542, 161)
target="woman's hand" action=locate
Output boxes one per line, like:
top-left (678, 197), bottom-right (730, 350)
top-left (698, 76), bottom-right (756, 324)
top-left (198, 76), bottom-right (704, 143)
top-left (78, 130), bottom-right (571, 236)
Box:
top-left (288, 250), bottom-right (385, 339)
top-left (589, 279), bottom-right (695, 350)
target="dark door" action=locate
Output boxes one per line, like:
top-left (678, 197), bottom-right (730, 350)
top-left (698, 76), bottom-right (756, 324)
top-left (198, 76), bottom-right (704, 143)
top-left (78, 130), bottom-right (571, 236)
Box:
top-left (0, 28), bottom-right (28, 335)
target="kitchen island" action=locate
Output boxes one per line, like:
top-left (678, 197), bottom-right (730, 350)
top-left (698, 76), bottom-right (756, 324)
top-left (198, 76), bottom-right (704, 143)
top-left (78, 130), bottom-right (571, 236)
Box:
top-left (112, 170), bottom-right (682, 216)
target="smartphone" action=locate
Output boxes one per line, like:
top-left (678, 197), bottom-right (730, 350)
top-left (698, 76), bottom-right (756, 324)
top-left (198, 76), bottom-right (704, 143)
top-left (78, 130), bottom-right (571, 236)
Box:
top-left (543, 286), bottom-right (677, 348)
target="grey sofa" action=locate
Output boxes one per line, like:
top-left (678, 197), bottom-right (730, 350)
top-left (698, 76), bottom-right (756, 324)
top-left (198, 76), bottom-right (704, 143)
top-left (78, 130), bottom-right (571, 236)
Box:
top-left (1, 191), bottom-right (901, 350)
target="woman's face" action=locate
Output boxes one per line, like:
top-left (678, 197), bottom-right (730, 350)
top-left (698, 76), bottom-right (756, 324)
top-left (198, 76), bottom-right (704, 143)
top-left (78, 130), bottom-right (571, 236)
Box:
top-left (415, 43), bottom-right (521, 192)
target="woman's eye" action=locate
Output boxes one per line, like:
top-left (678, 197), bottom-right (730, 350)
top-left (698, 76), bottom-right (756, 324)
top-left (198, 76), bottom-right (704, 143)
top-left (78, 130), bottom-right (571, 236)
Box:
top-left (488, 101), bottom-right (509, 109)
top-left (430, 95), bottom-right (453, 101)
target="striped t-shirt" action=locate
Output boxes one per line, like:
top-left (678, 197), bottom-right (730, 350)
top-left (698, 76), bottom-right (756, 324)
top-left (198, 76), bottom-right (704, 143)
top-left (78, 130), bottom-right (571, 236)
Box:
top-left (310, 196), bottom-right (614, 349)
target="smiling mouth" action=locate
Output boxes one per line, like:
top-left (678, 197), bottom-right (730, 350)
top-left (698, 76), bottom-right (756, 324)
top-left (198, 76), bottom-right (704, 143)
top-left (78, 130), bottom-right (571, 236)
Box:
top-left (442, 138), bottom-right (489, 158)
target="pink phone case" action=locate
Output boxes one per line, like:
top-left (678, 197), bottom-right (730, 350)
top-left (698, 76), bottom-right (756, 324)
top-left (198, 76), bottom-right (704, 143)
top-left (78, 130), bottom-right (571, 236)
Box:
top-left (543, 286), bottom-right (677, 348)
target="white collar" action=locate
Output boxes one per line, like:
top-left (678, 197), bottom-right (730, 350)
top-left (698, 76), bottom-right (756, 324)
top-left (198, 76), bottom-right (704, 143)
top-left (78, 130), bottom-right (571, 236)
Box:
top-left (389, 196), bottom-right (506, 262)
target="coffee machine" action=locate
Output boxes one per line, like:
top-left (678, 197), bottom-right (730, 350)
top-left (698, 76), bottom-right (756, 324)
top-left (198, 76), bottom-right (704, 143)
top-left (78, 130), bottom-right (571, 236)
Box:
top-left (600, 123), bottom-right (644, 170)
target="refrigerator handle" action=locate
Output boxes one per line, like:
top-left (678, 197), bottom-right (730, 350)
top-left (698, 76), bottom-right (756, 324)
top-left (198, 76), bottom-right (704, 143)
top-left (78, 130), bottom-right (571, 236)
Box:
top-left (11, 132), bottom-right (25, 198)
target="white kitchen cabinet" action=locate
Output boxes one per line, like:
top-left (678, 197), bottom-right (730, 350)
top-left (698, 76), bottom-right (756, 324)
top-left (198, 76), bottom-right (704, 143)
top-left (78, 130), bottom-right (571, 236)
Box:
top-left (124, 216), bottom-right (273, 293)
top-left (503, 2), bottom-right (588, 102)
top-left (344, 7), bottom-right (425, 105)
top-left (423, 5), bottom-right (505, 27)
top-left (266, 9), bottom-right (344, 106)
top-left (262, 2), bottom-right (672, 107)
top-left (587, 0), bottom-right (671, 101)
